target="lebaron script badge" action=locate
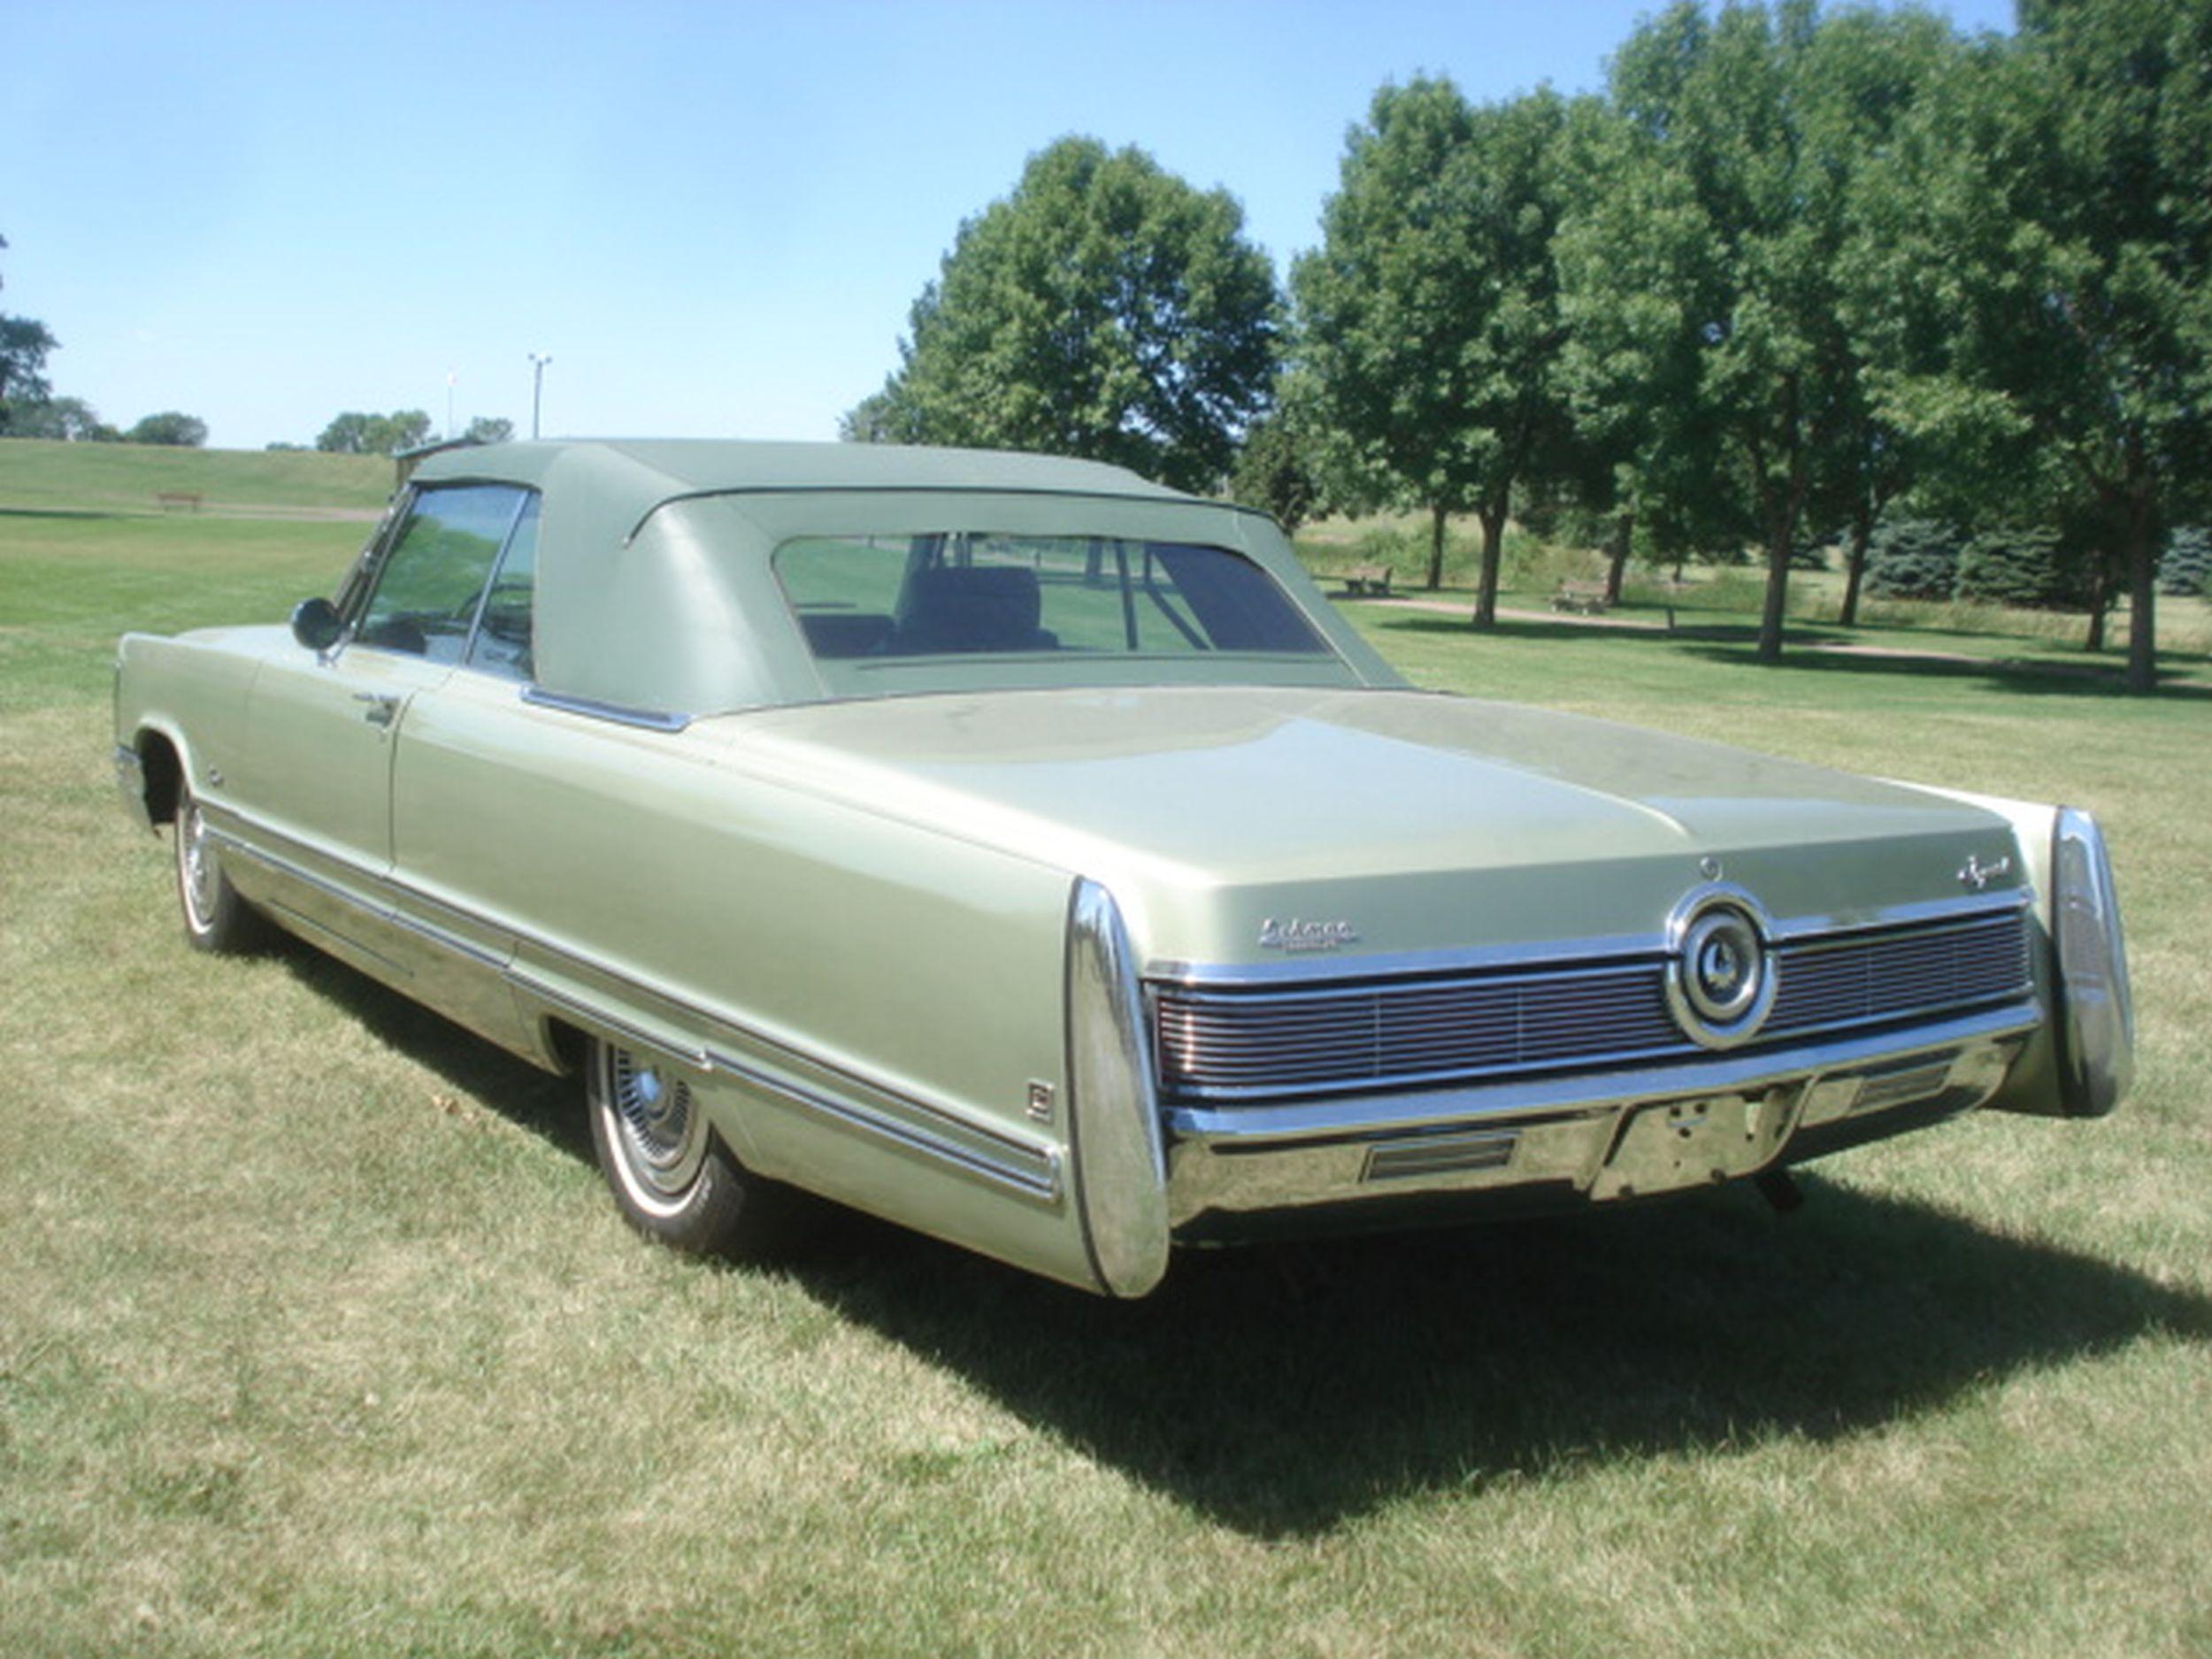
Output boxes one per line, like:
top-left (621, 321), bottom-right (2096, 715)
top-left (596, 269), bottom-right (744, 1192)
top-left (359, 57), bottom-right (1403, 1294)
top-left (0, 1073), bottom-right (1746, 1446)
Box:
top-left (1258, 917), bottom-right (1360, 953)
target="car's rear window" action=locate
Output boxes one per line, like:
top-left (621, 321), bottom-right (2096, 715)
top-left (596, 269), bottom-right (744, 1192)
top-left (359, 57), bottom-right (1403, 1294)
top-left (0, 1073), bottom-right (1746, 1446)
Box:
top-left (775, 534), bottom-right (1335, 673)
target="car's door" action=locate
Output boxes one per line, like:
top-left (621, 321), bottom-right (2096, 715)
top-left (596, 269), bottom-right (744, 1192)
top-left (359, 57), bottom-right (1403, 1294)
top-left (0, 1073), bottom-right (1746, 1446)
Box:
top-left (233, 483), bottom-right (531, 938)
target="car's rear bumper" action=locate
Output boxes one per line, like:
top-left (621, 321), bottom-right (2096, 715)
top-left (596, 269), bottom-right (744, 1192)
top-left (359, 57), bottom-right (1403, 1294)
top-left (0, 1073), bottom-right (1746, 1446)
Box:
top-left (1161, 1001), bottom-right (2038, 1239)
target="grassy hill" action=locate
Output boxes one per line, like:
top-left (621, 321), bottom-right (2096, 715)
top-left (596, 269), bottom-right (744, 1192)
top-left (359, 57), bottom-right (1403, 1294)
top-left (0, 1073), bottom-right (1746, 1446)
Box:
top-left (0, 437), bottom-right (394, 516)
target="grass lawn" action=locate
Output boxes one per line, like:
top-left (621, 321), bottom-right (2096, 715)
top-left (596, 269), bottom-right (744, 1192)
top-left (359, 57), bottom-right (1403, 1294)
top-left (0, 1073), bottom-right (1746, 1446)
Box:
top-left (3, 484), bottom-right (2208, 1657)
top-left (0, 437), bottom-right (393, 517)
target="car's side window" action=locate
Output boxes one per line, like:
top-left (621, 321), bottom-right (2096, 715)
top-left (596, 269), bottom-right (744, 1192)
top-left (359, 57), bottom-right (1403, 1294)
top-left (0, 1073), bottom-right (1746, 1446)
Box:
top-left (355, 485), bottom-right (527, 664)
top-left (463, 494), bottom-right (540, 681)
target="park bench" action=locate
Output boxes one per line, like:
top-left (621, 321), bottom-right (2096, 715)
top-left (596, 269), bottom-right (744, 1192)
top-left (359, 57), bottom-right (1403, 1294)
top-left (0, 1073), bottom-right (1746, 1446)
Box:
top-left (1552, 580), bottom-right (1609, 616)
top-left (1341, 564), bottom-right (1394, 597)
top-left (154, 491), bottom-right (204, 512)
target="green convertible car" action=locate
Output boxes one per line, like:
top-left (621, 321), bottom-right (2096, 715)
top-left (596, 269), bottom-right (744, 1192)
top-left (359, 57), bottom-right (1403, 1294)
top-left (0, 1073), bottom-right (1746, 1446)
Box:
top-left (113, 440), bottom-right (2132, 1296)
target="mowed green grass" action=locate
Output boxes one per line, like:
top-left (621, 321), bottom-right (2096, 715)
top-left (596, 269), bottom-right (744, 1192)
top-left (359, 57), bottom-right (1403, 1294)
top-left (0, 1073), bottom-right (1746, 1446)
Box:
top-left (0, 437), bottom-right (393, 517)
top-left (3, 481), bottom-right (2209, 1658)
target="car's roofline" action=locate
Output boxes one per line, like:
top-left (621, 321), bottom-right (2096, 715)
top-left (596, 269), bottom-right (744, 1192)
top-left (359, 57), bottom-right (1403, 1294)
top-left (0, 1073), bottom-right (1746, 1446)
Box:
top-left (411, 438), bottom-right (1206, 535)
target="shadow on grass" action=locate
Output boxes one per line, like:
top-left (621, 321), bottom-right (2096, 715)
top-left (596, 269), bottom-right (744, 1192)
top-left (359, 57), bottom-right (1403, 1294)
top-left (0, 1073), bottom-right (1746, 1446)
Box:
top-left (274, 942), bottom-right (588, 1164)
top-left (796, 1179), bottom-right (2211, 1538)
top-left (267, 931), bottom-right (2211, 1540)
top-left (1373, 611), bottom-right (2212, 701)
top-left (0, 505), bottom-right (131, 522)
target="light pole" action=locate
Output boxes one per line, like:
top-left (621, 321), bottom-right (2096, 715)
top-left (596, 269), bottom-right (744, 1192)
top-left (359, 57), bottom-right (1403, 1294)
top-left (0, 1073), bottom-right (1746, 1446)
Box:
top-left (528, 352), bottom-right (553, 439)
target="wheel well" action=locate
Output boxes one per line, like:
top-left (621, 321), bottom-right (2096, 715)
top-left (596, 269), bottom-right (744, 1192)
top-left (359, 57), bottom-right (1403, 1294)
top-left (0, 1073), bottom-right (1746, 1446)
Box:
top-left (543, 1018), bottom-right (590, 1077)
top-left (139, 732), bottom-right (182, 826)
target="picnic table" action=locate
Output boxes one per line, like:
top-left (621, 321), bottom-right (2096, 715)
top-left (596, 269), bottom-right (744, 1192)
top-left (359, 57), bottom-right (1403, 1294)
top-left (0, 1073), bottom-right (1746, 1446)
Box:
top-left (1551, 580), bottom-right (1609, 615)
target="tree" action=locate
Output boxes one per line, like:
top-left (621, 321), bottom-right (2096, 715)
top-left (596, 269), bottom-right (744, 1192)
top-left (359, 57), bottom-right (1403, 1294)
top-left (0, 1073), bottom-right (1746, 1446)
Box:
top-left (2162, 526), bottom-right (2211, 597)
top-left (1851, 0), bottom-right (2211, 693)
top-left (1554, 95), bottom-right (1738, 606)
top-left (317, 411), bottom-right (376, 453)
top-left (837, 388), bottom-right (908, 445)
top-left (0, 234), bottom-right (59, 434)
top-left (6, 396), bottom-right (110, 442)
top-left (127, 411), bottom-right (209, 447)
top-left (1229, 409), bottom-right (1320, 534)
top-left (848, 137), bottom-right (1279, 494)
top-left (463, 415), bottom-right (514, 444)
top-left (1562, 4), bottom-right (1956, 662)
top-left (1293, 81), bottom-right (1575, 616)
top-left (317, 409), bottom-right (434, 457)
top-left (1862, 513), bottom-right (1964, 602)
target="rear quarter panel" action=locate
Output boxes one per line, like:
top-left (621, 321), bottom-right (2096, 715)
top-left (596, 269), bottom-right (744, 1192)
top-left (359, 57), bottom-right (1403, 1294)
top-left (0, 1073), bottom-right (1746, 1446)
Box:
top-left (391, 674), bottom-right (1096, 1287)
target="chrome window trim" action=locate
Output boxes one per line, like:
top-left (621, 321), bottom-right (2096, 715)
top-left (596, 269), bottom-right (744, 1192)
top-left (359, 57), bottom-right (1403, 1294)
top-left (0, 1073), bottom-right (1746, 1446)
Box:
top-left (519, 686), bottom-right (693, 732)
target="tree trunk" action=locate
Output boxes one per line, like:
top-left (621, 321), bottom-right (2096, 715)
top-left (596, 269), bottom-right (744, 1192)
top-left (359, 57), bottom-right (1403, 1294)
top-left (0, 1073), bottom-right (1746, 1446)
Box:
top-left (2124, 506), bottom-right (2158, 695)
top-left (2085, 555), bottom-right (2109, 654)
top-left (1839, 500), bottom-right (1873, 629)
top-left (1603, 509), bottom-right (1633, 607)
top-left (1471, 508), bottom-right (1506, 630)
top-left (1756, 522), bottom-right (1792, 664)
top-left (1425, 503), bottom-right (1447, 593)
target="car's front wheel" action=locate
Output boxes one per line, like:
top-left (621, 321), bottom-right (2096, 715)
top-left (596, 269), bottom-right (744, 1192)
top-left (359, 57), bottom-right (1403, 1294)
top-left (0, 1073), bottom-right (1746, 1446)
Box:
top-left (173, 780), bottom-right (267, 954)
top-left (585, 1038), bottom-right (812, 1258)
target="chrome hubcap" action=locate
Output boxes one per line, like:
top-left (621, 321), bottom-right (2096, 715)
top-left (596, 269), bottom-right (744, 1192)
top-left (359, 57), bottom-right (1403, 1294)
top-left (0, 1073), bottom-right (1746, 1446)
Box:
top-left (606, 1048), bottom-right (706, 1197)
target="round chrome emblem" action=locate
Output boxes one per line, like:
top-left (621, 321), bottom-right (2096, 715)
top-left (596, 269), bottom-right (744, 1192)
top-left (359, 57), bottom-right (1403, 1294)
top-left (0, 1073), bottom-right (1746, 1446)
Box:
top-left (1665, 885), bottom-right (1775, 1048)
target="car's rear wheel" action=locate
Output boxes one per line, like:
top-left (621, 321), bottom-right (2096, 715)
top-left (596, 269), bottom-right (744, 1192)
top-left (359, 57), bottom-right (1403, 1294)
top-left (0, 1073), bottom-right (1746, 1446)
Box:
top-left (173, 780), bottom-right (267, 954)
top-left (586, 1038), bottom-right (812, 1258)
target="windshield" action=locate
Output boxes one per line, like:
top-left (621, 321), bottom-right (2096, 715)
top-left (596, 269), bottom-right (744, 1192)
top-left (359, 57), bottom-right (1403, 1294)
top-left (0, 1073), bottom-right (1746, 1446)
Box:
top-left (774, 533), bottom-right (1352, 696)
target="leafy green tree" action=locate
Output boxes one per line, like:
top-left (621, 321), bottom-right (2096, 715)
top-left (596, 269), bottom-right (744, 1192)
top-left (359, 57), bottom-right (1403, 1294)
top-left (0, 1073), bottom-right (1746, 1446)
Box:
top-left (317, 411), bottom-right (376, 453)
top-left (0, 234), bottom-right (58, 434)
top-left (1553, 95), bottom-right (1738, 606)
top-left (837, 388), bottom-right (905, 445)
top-left (7, 396), bottom-right (109, 442)
top-left (463, 415), bottom-right (514, 444)
top-left (1563, 3), bottom-right (1955, 661)
top-left (1851, 0), bottom-right (2211, 693)
top-left (1229, 409), bottom-right (1320, 534)
top-left (1293, 81), bottom-right (1574, 618)
top-left (318, 409), bottom-right (434, 457)
top-left (127, 411), bottom-right (208, 447)
top-left (849, 137), bottom-right (1279, 494)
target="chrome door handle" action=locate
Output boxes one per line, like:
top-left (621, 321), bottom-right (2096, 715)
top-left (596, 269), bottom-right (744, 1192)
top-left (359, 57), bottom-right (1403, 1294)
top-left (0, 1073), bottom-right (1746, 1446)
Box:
top-left (353, 693), bottom-right (400, 727)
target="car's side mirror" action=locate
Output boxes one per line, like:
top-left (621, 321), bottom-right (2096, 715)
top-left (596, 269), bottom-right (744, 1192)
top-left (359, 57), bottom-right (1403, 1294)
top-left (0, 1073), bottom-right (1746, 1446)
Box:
top-left (291, 597), bottom-right (344, 653)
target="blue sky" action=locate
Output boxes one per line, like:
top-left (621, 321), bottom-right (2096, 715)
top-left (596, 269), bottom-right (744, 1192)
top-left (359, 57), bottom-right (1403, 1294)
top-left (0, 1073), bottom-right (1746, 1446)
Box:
top-left (10, 0), bottom-right (2015, 451)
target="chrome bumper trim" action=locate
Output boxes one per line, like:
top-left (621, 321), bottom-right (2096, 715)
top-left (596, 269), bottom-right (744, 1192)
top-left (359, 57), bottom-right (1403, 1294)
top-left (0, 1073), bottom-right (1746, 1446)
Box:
top-left (1163, 1002), bottom-right (2038, 1229)
top-left (113, 743), bottom-right (153, 831)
